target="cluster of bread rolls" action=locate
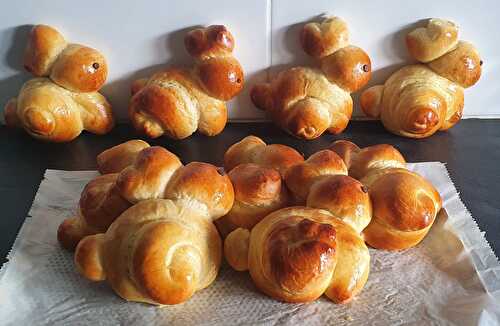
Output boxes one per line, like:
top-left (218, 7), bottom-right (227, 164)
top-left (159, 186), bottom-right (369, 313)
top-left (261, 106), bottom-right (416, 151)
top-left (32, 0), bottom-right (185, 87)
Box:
top-left (58, 135), bottom-right (442, 305)
top-left (221, 136), bottom-right (441, 303)
top-left (58, 140), bottom-right (234, 305)
top-left (129, 25), bottom-right (244, 139)
top-left (361, 18), bottom-right (482, 138)
top-left (4, 25), bottom-right (114, 142)
top-left (251, 16), bottom-right (372, 139)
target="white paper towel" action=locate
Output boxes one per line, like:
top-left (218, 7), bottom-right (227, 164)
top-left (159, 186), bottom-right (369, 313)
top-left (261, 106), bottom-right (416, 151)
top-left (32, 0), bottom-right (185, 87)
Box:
top-left (0, 163), bottom-right (499, 325)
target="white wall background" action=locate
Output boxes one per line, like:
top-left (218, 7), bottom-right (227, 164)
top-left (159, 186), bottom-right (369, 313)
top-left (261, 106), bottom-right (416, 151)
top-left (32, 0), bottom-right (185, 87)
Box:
top-left (0, 0), bottom-right (499, 122)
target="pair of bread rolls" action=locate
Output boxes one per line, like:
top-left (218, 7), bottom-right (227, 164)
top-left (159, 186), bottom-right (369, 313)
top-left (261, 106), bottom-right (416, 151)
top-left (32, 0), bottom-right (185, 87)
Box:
top-left (255, 17), bottom-right (481, 139)
top-left (58, 140), bottom-right (234, 305)
top-left (4, 25), bottom-right (114, 142)
top-left (222, 136), bottom-right (442, 303)
top-left (4, 24), bottom-right (244, 142)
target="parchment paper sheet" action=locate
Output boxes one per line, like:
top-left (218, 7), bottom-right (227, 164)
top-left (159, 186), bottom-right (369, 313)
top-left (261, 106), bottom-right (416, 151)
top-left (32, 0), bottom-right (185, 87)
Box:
top-left (1, 163), bottom-right (499, 325)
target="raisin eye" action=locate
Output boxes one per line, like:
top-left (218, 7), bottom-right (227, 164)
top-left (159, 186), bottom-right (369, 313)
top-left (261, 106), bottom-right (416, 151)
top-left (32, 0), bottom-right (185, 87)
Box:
top-left (92, 62), bottom-right (100, 70)
top-left (480, 60), bottom-right (483, 66)
top-left (362, 64), bottom-right (370, 73)
top-left (236, 78), bottom-right (242, 83)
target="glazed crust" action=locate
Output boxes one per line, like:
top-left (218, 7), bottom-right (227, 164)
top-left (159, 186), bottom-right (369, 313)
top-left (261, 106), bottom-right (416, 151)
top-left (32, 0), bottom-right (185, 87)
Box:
top-left (225, 207), bottom-right (370, 303)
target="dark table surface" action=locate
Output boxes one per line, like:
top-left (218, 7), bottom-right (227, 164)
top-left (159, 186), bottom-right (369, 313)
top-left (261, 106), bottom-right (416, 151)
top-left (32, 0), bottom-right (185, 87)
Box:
top-left (1, 120), bottom-right (499, 263)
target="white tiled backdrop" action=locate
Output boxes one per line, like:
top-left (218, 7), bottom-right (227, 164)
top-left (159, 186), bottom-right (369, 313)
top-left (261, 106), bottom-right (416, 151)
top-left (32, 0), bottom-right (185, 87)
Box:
top-left (0, 0), bottom-right (498, 121)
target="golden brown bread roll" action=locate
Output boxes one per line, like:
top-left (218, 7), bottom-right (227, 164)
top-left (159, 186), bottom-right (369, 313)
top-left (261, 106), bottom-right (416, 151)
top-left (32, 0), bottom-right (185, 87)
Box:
top-left (216, 136), bottom-right (303, 237)
top-left (58, 141), bottom-right (234, 250)
top-left (251, 17), bottom-right (371, 139)
top-left (220, 163), bottom-right (289, 232)
top-left (96, 140), bottom-right (150, 174)
top-left (330, 140), bottom-right (442, 250)
top-left (361, 18), bottom-right (481, 138)
top-left (224, 207), bottom-right (370, 303)
top-left (284, 149), bottom-right (347, 204)
top-left (5, 25), bottom-right (113, 142)
top-left (75, 199), bottom-right (221, 305)
top-left (129, 25), bottom-right (244, 139)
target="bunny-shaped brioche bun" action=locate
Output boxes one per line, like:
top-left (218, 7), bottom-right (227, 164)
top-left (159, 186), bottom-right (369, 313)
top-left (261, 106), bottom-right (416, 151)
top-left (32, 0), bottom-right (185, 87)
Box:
top-left (4, 25), bottom-right (113, 142)
top-left (224, 207), bottom-right (370, 303)
top-left (251, 16), bottom-right (371, 139)
top-left (58, 141), bottom-right (234, 251)
top-left (60, 140), bottom-right (234, 305)
top-left (129, 25), bottom-right (244, 140)
top-left (361, 19), bottom-right (482, 138)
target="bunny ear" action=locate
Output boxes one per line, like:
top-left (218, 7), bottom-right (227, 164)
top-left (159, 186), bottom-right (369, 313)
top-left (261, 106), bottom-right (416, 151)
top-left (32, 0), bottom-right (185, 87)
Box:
top-left (300, 16), bottom-right (350, 59)
top-left (96, 139), bottom-right (150, 175)
top-left (406, 18), bottom-right (459, 63)
top-left (184, 25), bottom-right (235, 59)
top-left (23, 25), bottom-right (67, 76)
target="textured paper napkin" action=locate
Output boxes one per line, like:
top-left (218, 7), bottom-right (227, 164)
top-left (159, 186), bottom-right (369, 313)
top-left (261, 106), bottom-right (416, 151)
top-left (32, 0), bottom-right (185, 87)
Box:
top-left (0, 163), bottom-right (499, 325)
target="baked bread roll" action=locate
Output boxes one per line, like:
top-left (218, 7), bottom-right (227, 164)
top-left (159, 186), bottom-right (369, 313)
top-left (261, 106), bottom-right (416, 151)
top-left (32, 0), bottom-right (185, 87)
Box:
top-left (330, 140), bottom-right (442, 249)
top-left (67, 141), bottom-right (234, 305)
top-left (224, 207), bottom-right (370, 303)
top-left (75, 199), bottom-right (221, 305)
top-left (129, 25), bottom-right (244, 139)
top-left (4, 25), bottom-right (113, 142)
top-left (361, 18), bottom-right (482, 138)
top-left (58, 140), bottom-right (234, 250)
top-left (251, 16), bottom-right (371, 139)
top-left (216, 136), bottom-right (304, 237)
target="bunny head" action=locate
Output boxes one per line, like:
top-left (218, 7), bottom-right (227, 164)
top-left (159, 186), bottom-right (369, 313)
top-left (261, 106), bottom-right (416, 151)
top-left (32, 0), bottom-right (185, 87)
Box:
top-left (24, 24), bottom-right (108, 93)
top-left (406, 18), bottom-right (482, 88)
top-left (185, 25), bottom-right (244, 100)
top-left (301, 17), bottom-right (372, 93)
